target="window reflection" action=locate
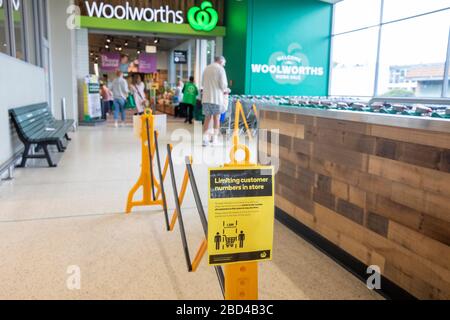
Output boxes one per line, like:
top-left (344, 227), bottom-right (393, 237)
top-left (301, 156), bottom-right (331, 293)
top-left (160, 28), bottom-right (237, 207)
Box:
top-left (377, 10), bottom-right (450, 97)
top-left (13, 0), bottom-right (25, 60)
top-left (0, 0), bottom-right (7, 54)
top-left (331, 0), bottom-right (450, 98)
top-left (334, 0), bottom-right (381, 34)
top-left (330, 28), bottom-right (379, 97)
top-left (383, 0), bottom-right (450, 23)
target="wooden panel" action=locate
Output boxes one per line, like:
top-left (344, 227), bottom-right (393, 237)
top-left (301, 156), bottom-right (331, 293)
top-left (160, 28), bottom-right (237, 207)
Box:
top-left (387, 221), bottom-right (450, 271)
top-left (312, 143), bottom-right (369, 172)
top-left (313, 189), bottom-right (336, 211)
top-left (314, 203), bottom-right (450, 299)
top-left (368, 155), bottom-right (450, 198)
top-left (316, 118), bottom-right (370, 135)
top-left (279, 112), bottom-right (296, 124)
top-left (331, 179), bottom-right (349, 200)
top-left (367, 212), bottom-right (389, 237)
top-left (261, 111), bottom-right (450, 299)
top-left (336, 199), bottom-right (364, 225)
top-left (296, 114), bottom-right (316, 127)
top-left (370, 124), bottom-right (450, 149)
top-left (260, 118), bottom-right (305, 139)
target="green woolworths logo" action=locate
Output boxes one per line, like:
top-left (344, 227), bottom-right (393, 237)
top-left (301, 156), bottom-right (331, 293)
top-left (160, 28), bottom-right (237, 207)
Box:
top-left (188, 1), bottom-right (219, 32)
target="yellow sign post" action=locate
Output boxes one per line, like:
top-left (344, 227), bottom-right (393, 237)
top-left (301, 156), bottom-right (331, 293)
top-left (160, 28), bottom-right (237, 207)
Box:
top-left (208, 100), bottom-right (275, 300)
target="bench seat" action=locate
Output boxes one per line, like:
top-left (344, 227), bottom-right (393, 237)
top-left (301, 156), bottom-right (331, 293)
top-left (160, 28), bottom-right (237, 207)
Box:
top-left (9, 103), bottom-right (74, 168)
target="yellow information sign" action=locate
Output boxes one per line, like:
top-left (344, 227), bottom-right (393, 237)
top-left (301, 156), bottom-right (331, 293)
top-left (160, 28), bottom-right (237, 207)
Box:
top-left (208, 166), bottom-right (275, 266)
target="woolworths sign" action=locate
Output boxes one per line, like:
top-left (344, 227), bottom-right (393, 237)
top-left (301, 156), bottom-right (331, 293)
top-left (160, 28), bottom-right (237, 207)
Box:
top-left (83, 1), bottom-right (219, 31)
top-left (251, 43), bottom-right (325, 85)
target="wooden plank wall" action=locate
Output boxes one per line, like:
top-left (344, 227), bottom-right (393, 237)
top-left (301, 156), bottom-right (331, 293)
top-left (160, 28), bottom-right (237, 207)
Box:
top-left (76, 0), bottom-right (225, 26)
top-left (259, 110), bottom-right (450, 300)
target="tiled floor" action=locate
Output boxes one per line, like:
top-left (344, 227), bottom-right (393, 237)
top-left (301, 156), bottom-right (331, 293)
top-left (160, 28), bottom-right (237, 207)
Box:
top-left (0, 119), bottom-right (382, 300)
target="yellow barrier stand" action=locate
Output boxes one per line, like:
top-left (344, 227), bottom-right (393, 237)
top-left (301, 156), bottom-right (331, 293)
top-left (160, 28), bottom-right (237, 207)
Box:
top-left (167, 154), bottom-right (209, 274)
top-left (169, 155), bottom-right (191, 231)
top-left (234, 100), bottom-right (253, 143)
top-left (223, 99), bottom-right (259, 300)
top-left (126, 109), bottom-right (165, 213)
top-left (252, 104), bottom-right (258, 118)
top-left (156, 144), bottom-right (172, 202)
top-left (191, 239), bottom-right (208, 272)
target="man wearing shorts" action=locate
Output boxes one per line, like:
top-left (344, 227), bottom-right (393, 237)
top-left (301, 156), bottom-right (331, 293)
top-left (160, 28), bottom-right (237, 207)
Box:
top-left (201, 56), bottom-right (229, 146)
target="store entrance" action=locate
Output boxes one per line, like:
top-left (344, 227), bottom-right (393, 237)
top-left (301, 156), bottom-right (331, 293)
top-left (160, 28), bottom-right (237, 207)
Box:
top-left (86, 32), bottom-right (217, 125)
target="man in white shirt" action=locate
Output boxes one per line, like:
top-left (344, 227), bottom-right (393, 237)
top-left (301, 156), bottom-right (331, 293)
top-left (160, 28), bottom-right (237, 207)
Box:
top-left (111, 70), bottom-right (129, 127)
top-left (201, 56), bottom-right (229, 146)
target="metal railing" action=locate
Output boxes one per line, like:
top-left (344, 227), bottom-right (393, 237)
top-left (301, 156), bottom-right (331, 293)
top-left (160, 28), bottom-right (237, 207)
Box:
top-left (369, 97), bottom-right (450, 106)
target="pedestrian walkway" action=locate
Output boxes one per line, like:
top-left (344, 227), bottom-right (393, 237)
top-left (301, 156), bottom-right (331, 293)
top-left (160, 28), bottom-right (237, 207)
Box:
top-left (0, 123), bottom-right (382, 300)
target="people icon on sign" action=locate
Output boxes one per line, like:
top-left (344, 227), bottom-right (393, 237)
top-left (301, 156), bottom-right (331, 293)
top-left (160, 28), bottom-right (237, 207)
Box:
top-left (215, 232), bottom-right (222, 250)
top-left (238, 231), bottom-right (246, 249)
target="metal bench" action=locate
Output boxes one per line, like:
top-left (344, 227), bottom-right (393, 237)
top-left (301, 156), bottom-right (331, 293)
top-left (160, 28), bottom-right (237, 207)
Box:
top-left (9, 103), bottom-right (74, 168)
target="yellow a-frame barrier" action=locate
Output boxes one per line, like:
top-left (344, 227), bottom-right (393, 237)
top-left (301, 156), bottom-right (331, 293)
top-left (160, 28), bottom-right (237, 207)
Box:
top-left (126, 109), bottom-right (167, 215)
top-left (233, 100), bottom-right (254, 142)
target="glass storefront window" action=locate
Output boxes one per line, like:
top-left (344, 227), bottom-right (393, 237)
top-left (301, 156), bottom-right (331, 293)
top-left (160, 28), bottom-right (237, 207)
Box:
top-left (13, 0), bottom-right (25, 60)
top-left (0, 0), bottom-right (8, 54)
top-left (446, 63), bottom-right (450, 97)
top-left (330, 27), bottom-right (379, 97)
top-left (40, 0), bottom-right (48, 40)
top-left (333, 0), bottom-right (381, 34)
top-left (383, 0), bottom-right (450, 23)
top-left (377, 10), bottom-right (450, 98)
top-left (23, 0), bottom-right (37, 65)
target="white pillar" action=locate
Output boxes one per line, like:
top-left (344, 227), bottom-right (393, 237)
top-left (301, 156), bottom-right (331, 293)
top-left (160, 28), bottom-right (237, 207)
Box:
top-left (215, 37), bottom-right (223, 57)
top-left (48, 0), bottom-right (78, 122)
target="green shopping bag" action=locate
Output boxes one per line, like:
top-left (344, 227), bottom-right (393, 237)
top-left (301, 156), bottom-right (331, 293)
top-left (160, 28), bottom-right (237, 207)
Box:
top-left (125, 94), bottom-right (136, 109)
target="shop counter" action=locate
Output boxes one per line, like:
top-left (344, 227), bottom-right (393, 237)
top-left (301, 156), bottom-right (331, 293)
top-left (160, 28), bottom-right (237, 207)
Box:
top-left (258, 105), bottom-right (450, 300)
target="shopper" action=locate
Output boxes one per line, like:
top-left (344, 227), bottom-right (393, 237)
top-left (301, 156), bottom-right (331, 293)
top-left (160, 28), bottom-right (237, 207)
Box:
top-left (182, 76), bottom-right (199, 124)
top-left (174, 79), bottom-right (184, 118)
top-left (201, 56), bottom-right (229, 146)
top-left (100, 82), bottom-right (113, 119)
top-left (102, 74), bottom-right (112, 89)
top-left (131, 74), bottom-right (147, 115)
top-left (111, 70), bottom-right (129, 127)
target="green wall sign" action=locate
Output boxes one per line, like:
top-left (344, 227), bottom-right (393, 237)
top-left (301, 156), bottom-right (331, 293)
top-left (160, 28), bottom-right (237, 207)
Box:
top-left (78, 1), bottom-right (224, 36)
top-left (224, 0), bottom-right (332, 96)
top-left (187, 1), bottom-right (219, 32)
